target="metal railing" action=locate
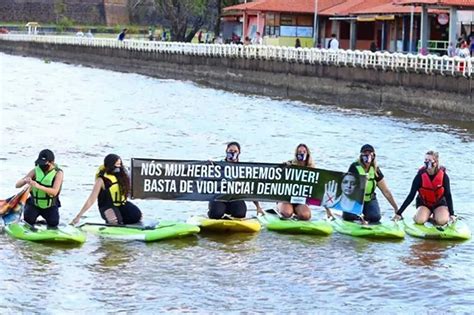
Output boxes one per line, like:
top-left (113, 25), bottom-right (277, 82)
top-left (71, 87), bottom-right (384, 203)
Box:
top-left (0, 34), bottom-right (472, 78)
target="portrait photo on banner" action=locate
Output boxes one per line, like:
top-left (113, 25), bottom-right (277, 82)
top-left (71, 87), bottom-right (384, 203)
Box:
top-left (321, 172), bottom-right (366, 215)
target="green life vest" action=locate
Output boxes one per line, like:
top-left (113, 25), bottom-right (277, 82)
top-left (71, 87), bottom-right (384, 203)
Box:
top-left (355, 162), bottom-right (376, 202)
top-left (31, 165), bottom-right (60, 209)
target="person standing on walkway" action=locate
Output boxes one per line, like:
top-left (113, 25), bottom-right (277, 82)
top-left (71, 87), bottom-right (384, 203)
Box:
top-left (295, 38), bottom-right (301, 48)
top-left (447, 42), bottom-right (456, 57)
top-left (328, 33), bottom-right (339, 50)
top-left (198, 31), bottom-right (203, 43)
top-left (118, 28), bottom-right (128, 41)
top-left (252, 32), bottom-right (263, 45)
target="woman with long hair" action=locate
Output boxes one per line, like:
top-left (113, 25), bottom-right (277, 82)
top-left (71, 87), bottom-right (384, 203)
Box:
top-left (208, 142), bottom-right (263, 219)
top-left (71, 154), bottom-right (142, 225)
top-left (394, 151), bottom-right (454, 225)
top-left (277, 144), bottom-right (315, 220)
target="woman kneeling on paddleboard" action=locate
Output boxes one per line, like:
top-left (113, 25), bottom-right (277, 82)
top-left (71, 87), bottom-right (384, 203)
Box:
top-left (343, 144), bottom-right (398, 223)
top-left (208, 142), bottom-right (263, 219)
top-left (277, 144), bottom-right (315, 220)
top-left (15, 149), bottom-right (64, 228)
top-left (71, 154), bottom-right (142, 225)
top-left (393, 151), bottom-right (455, 225)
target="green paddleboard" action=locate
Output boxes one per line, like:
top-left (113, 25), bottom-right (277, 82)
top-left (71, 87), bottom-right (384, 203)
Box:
top-left (5, 222), bottom-right (86, 244)
top-left (257, 211), bottom-right (333, 235)
top-left (79, 221), bottom-right (200, 241)
top-left (403, 219), bottom-right (471, 240)
top-left (331, 218), bottom-right (405, 239)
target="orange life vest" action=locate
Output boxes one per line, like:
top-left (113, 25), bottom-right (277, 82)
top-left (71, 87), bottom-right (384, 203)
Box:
top-left (418, 167), bottom-right (445, 207)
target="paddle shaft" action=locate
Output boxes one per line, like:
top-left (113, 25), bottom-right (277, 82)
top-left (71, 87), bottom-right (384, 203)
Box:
top-left (78, 222), bottom-right (177, 230)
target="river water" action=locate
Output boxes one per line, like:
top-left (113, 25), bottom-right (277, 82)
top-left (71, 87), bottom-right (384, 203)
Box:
top-left (1, 53), bottom-right (473, 313)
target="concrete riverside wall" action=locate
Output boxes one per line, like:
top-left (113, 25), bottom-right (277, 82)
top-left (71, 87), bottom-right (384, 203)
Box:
top-left (1, 40), bottom-right (472, 121)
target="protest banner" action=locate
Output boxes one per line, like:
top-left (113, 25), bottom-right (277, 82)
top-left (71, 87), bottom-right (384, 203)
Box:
top-left (131, 159), bottom-right (366, 215)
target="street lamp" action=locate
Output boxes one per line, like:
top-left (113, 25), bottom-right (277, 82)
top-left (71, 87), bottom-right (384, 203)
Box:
top-left (313, 0), bottom-right (319, 47)
top-left (409, 5), bottom-right (414, 53)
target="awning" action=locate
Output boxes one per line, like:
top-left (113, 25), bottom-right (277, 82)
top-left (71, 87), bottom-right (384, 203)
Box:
top-left (356, 15), bottom-right (396, 21)
top-left (376, 15), bottom-right (395, 20)
top-left (357, 16), bottom-right (376, 21)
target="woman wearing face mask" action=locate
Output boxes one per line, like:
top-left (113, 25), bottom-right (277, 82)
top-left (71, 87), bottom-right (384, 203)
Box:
top-left (208, 142), bottom-right (263, 219)
top-left (15, 149), bottom-right (64, 227)
top-left (277, 144), bottom-right (315, 220)
top-left (393, 151), bottom-right (454, 225)
top-left (343, 144), bottom-right (398, 223)
top-left (71, 154), bottom-right (142, 225)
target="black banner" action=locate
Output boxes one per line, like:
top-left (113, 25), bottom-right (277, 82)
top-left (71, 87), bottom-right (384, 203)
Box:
top-left (131, 159), bottom-right (366, 214)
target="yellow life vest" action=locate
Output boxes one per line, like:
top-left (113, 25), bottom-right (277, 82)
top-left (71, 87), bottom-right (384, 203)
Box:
top-left (96, 166), bottom-right (126, 206)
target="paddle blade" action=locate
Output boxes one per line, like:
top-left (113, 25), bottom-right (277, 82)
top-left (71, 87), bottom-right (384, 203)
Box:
top-left (0, 188), bottom-right (29, 216)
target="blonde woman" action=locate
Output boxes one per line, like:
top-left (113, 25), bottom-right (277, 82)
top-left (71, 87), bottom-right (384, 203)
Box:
top-left (277, 144), bottom-right (315, 220)
top-left (394, 151), bottom-right (454, 225)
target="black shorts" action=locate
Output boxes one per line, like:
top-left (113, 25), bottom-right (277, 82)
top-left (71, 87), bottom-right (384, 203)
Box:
top-left (416, 196), bottom-right (447, 212)
top-left (99, 201), bottom-right (142, 224)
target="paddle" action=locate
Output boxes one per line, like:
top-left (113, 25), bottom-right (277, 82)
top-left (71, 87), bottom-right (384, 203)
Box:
top-left (263, 209), bottom-right (291, 220)
top-left (77, 220), bottom-right (166, 231)
top-left (22, 220), bottom-right (39, 232)
top-left (0, 186), bottom-right (29, 215)
top-left (321, 206), bottom-right (371, 225)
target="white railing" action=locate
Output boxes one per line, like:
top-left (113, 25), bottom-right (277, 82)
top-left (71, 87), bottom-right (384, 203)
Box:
top-left (0, 34), bottom-right (472, 78)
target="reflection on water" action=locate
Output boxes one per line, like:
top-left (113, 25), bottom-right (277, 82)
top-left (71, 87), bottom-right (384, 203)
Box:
top-left (403, 240), bottom-right (454, 267)
top-left (0, 53), bottom-right (473, 313)
top-left (92, 240), bottom-right (138, 269)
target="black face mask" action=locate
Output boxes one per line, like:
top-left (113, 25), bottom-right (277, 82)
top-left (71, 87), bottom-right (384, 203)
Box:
top-left (226, 151), bottom-right (239, 161)
top-left (39, 164), bottom-right (49, 172)
top-left (112, 167), bottom-right (122, 174)
top-left (361, 154), bottom-right (372, 164)
top-left (296, 153), bottom-right (306, 161)
top-left (424, 161), bottom-right (434, 169)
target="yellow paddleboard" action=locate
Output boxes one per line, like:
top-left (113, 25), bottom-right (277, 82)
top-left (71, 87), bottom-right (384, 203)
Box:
top-left (187, 216), bottom-right (261, 233)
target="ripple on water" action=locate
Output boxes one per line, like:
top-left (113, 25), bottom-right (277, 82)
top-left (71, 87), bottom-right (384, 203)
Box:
top-left (0, 53), bottom-right (473, 313)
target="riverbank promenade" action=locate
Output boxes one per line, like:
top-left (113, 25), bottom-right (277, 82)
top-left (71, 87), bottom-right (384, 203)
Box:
top-left (1, 34), bottom-right (472, 78)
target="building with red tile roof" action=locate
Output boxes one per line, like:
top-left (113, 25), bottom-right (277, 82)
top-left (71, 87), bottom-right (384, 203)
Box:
top-left (225, 0), bottom-right (347, 14)
top-left (222, 0), bottom-right (471, 53)
top-left (395, 0), bottom-right (474, 8)
top-left (393, 0), bottom-right (473, 52)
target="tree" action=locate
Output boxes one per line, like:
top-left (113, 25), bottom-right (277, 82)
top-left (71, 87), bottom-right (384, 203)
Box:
top-left (54, 0), bottom-right (66, 24)
top-left (154, 0), bottom-right (212, 42)
top-left (212, 0), bottom-right (241, 39)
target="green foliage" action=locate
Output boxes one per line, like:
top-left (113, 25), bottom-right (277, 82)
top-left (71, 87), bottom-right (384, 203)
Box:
top-left (126, 25), bottom-right (141, 34)
top-left (154, 0), bottom-right (212, 41)
top-left (56, 17), bottom-right (74, 33)
top-left (96, 25), bottom-right (108, 33)
top-left (54, 0), bottom-right (66, 17)
top-left (113, 24), bottom-right (123, 34)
